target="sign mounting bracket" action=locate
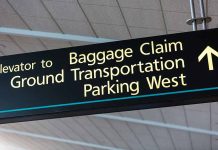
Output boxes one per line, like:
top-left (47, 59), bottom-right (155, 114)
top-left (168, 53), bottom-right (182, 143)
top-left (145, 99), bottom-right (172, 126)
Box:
top-left (186, 0), bottom-right (212, 30)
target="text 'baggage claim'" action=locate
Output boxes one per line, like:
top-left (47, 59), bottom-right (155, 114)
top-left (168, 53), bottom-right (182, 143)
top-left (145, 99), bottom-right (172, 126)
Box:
top-left (69, 39), bottom-right (187, 97)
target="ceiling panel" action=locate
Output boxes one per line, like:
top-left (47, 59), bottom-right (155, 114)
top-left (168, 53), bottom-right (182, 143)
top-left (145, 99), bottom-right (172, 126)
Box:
top-left (119, 111), bottom-right (159, 150)
top-left (41, 120), bottom-right (84, 142)
top-left (75, 116), bottom-right (115, 147)
top-left (0, 13), bottom-right (26, 29)
top-left (129, 27), bottom-right (165, 38)
top-left (8, 0), bottom-right (51, 18)
top-left (211, 109), bottom-right (218, 150)
top-left (208, 0), bottom-right (218, 16)
top-left (106, 116), bottom-right (145, 150)
top-left (0, 35), bottom-right (11, 42)
top-left (148, 125), bottom-right (172, 139)
top-left (0, 1), bottom-right (54, 52)
top-left (0, 40), bottom-right (23, 55)
top-left (4, 121), bottom-right (95, 150)
top-left (167, 30), bottom-right (185, 34)
top-left (22, 16), bottom-right (62, 32)
top-left (92, 24), bottom-right (130, 40)
top-left (0, 0), bottom-right (15, 14)
top-left (164, 11), bottom-right (192, 31)
top-left (190, 134), bottom-right (211, 150)
top-left (211, 102), bottom-right (218, 114)
top-left (43, 0), bottom-right (86, 21)
top-left (39, 39), bottom-right (71, 49)
top-left (161, 107), bottom-right (193, 150)
top-left (185, 108), bottom-right (210, 129)
top-left (81, 4), bottom-right (125, 25)
top-left (150, 133), bottom-right (175, 150)
top-left (10, 36), bottom-right (44, 45)
top-left (44, 0), bottom-right (76, 2)
top-left (87, 116), bottom-right (130, 149)
top-left (169, 130), bottom-right (193, 150)
top-left (211, 111), bottom-right (218, 131)
top-left (122, 8), bottom-right (165, 29)
top-left (161, 106), bottom-right (187, 125)
top-left (185, 103), bottom-right (210, 113)
top-left (212, 137), bottom-right (218, 150)
top-left (207, 15), bottom-right (218, 29)
top-left (162, 0), bottom-right (190, 13)
top-left (4, 123), bottom-right (55, 150)
top-left (63, 118), bottom-right (100, 145)
top-left (185, 108), bottom-right (211, 150)
top-left (0, 130), bottom-right (89, 150)
top-left (13, 42), bottom-right (45, 52)
top-left (140, 109), bottom-right (177, 150)
top-left (140, 108), bottom-right (163, 122)
top-left (79, 0), bottom-right (117, 6)
top-left (70, 40), bottom-right (93, 47)
top-left (56, 19), bottom-right (95, 36)
top-left (118, 0), bottom-right (160, 10)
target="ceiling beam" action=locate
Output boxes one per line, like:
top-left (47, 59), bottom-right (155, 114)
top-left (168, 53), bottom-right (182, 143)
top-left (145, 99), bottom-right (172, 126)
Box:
top-left (0, 127), bottom-right (123, 150)
top-left (0, 27), bottom-right (115, 43)
top-left (95, 114), bottom-right (218, 136)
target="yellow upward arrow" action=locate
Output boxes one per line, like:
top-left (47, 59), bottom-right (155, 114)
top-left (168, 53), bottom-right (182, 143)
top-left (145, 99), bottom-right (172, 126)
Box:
top-left (198, 46), bottom-right (218, 71)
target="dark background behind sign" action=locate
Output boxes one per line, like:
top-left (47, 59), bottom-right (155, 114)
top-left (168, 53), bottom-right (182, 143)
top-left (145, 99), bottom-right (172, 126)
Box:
top-left (0, 29), bottom-right (217, 124)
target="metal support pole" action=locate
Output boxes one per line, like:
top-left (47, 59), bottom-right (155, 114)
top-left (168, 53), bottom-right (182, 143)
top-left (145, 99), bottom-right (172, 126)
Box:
top-left (189, 0), bottom-right (197, 31)
top-left (199, 0), bottom-right (207, 29)
top-left (187, 0), bottom-right (211, 30)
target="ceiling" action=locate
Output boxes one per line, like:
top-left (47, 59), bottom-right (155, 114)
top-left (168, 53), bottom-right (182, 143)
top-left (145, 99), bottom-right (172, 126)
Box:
top-left (0, 0), bottom-right (218, 150)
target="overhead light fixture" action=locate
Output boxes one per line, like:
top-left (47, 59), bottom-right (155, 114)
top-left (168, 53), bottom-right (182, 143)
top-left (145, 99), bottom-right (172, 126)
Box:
top-left (0, 27), bottom-right (115, 43)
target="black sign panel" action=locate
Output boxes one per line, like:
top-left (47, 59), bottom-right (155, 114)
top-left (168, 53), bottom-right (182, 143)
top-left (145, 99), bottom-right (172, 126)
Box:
top-left (0, 29), bottom-right (218, 123)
